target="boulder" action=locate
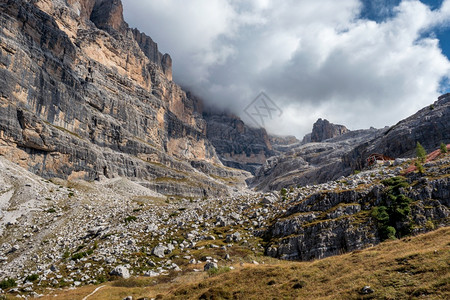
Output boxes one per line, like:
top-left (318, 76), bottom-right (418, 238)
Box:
top-left (110, 265), bottom-right (130, 279)
top-left (203, 262), bottom-right (218, 271)
top-left (152, 245), bottom-right (167, 258)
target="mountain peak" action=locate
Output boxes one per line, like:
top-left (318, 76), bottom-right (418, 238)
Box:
top-left (311, 118), bottom-right (349, 142)
top-left (89, 0), bottom-right (127, 34)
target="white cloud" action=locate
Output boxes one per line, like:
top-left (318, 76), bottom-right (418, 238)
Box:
top-left (123, 0), bottom-right (450, 138)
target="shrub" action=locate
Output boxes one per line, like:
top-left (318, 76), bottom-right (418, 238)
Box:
top-left (199, 287), bottom-right (232, 299)
top-left (416, 142), bottom-right (427, 163)
top-left (0, 278), bottom-right (16, 289)
top-left (71, 252), bottom-right (84, 260)
top-left (280, 188), bottom-right (288, 196)
top-left (415, 161), bottom-right (424, 174)
top-left (75, 245), bottom-right (85, 252)
top-left (292, 280), bottom-right (306, 289)
top-left (384, 226), bottom-right (397, 240)
top-left (124, 216), bottom-right (137, 223)
top-left (371, 206), bottom-right (389, 224)
top-left (71, 251), bottom-right (90, 260)
top-left (25, 274), bottom-right (39, 282)
top-left (440, 142), bottom-right (448, 154)
top-left (425, 220), bottom-right (435, 230)
top-left (95, 275), bottom-right (107, 284)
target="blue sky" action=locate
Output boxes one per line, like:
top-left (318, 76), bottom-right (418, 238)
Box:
top-left (361, 0), bottom-right (450, 93)
top-left (124, 0), bottom-right (450, 136)
top-left (359, 1), bottom-right (449, 58)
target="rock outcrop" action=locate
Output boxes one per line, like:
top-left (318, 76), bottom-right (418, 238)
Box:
top-left (90, 0), bottom-right (127, 34)
top-left (310, 118), bottom-right (349, 142)
top-left (204, 111), bottom-right (275, 174)
top-left (0, 0), bottom-right (246, 197)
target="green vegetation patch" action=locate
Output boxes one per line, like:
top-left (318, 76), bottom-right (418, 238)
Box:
top-left (0, 278), bottom-right (16, 289)
top-left (124, 215), bottom-right (137, 223)
top-left (25, 274), bottom-right (39, 282)
top-left (416, 142), bottom-right (427, 163)
top-left (440, 142), bottom-right (448, 154)
top-left (372, 176), bottom-right (413, 240)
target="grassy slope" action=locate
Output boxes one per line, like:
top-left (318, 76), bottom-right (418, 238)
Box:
top-left (37, 227), bottom-right (449, 300)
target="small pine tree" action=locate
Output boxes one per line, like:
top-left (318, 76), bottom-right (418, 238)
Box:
top-left (440, 142), bottom-right (448, 154)
top-left (416, 142), bottom-right (427, 163)
top-left (415, 161), bottom-right (424, 174)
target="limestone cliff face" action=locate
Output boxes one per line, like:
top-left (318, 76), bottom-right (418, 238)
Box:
top-left (310, 118), bottom-right (349, 142)
top-left (0, 0), bottom-right (246, 197)
top-left (204, 112), bottom-right (275, 174)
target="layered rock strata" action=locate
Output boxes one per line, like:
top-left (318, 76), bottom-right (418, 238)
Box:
top-left (0, 0), bottom-right (247, 197)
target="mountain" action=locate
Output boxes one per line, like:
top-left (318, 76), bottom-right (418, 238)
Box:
top-left (250, 128), bottom-right (382, 190)
top-left (0, 0), bottom-right (249, 198)
top-left (344, 93), bottom-right (450, 170)
top-left (0, 1), bottom-right (448, 298)
top-left (251, 96), bottom-right (450, 191)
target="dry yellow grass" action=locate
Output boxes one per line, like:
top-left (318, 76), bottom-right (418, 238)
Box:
top-left (34, 227), bottom-right (449, 300)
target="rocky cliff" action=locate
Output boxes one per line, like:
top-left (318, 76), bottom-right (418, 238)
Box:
top-left (310, 118), bottom-right (349, 142)
top-left (0, 0), bottom-right (247, 197)
top-left (344, 94), bottom-right (450, 170)
top-left (204, 111), bottom-right (275, 174)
